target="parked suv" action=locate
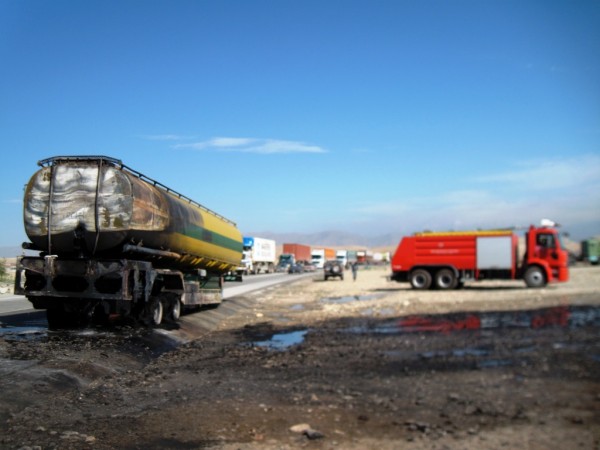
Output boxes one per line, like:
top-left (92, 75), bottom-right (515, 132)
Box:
top-left (323, 260), bottom-right (344, 281)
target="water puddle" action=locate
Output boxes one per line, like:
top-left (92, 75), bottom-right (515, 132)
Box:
top-left (0, 319), bottom-right (176, 359)
top-left (351, 305), bottom-right (600, 371)
top-left (0, 326), bottom-right (47, 342)
top-left (251, 329), bottom-right (308, 351)
top-left (321, 294), bottom-right (384, 304)
top-left (344, 305), bottom-right (600, 335)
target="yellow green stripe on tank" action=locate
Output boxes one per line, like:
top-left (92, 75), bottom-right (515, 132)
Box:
top-left (181, 225), bottom-right (242, 252)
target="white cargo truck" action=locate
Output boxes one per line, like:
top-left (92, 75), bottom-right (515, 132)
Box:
top-left (237, 236), bottom-right (276, 276)
top-left (311, 249), bottom-right (326, 269)
top-left (336, 250), bottom-right (348, 268)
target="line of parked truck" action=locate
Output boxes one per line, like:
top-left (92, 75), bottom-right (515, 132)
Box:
top-left (234, 239), bottom-right (389, 277)
top-left (277, 244), bottom-right (388, 271)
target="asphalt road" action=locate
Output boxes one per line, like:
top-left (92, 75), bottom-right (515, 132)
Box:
top-left (0, 295), bottom-right (32, 315)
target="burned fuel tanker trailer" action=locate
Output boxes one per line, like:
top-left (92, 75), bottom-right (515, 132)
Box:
top-left (14, 156), bottom-right (243, 328)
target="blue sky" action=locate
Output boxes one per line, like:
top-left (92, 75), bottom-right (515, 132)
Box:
top-left (1, 0), bottom-right (599, 248)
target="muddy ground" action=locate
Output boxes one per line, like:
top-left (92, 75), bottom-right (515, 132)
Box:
top-left (0, 266), bottom-right (599, 450)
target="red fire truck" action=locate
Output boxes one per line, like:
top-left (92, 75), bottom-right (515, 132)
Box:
top-left (390, 222), bottom-right (569, 289)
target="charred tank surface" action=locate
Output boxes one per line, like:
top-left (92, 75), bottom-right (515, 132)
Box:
top-left (24, 156), bottom-right (243, 274)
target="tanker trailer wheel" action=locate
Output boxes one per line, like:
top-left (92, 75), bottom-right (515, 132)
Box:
top-left (143, 297), bottom-right (163, 326)
top-left (410, 269), bottom-right (432, 290)
top-left (524, 266), bottom-right (546, 288)
top-left (435, 268), bottom-right (458, 290)
top-left (164, 293), bottom-right (182, 322)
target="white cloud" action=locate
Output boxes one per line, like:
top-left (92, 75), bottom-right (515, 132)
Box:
top-left (175, 137), bottom-right (327, 154)
top-left (210, 137), bottom-right (257, 148)
top-left (346, 155), bottom-right (600, 233)
top-left (352, 190), bottom-right (519, 232)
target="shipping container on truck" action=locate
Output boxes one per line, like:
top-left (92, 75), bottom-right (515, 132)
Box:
top-left (390, 221), bottom-right (569, 290)
top-left (277, 243), bottom-right (311, 271)
top-left (311, 248), bottom-right (336, 268)
top-left (238, 236), bottom-right (276, 276)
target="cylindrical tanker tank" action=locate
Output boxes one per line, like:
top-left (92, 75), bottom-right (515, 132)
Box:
top-left (23, 156), bottom-right (243, 274)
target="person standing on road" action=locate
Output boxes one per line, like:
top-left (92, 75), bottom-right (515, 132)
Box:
top-left (351, 262), bottom-right (358, 281)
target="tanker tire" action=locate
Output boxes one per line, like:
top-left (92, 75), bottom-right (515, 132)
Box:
top-left (524, 266), bottom-right (546, 288)
top-left (143, 298), bottom-right (163, 326)
top-left (435, 268), bottom-right (458, 290)
top-left (410, 269), bottom-right (432, 290)
top-left (165, 294), bottom-right (182, 322)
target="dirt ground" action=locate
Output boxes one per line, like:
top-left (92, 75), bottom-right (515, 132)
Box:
top-left (0, 265), bottom-right (599, 450)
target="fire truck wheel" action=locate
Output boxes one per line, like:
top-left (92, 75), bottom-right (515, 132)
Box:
top-left (435, 268), bottom-right (458, 290)
top-left (524, 266), bottom-right (546, 288)
top-left (410, 269), bottom-right (432, 290)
